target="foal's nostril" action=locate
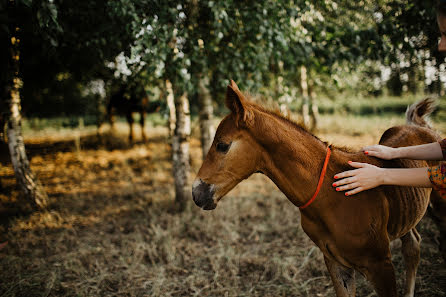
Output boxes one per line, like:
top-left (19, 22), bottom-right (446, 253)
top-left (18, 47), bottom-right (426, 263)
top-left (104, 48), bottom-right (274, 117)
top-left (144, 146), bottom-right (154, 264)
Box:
top-left (192, 179), bottom-right (216, 209)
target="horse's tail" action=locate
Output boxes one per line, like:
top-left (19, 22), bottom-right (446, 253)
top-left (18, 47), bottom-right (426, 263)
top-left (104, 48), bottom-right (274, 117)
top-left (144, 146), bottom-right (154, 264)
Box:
top-left (405, 97), bottom-right (437, 129)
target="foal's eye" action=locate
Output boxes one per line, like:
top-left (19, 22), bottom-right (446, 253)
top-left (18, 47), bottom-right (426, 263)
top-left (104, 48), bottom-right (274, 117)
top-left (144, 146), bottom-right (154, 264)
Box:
top-left (216, 142), bottom-right (231, 153)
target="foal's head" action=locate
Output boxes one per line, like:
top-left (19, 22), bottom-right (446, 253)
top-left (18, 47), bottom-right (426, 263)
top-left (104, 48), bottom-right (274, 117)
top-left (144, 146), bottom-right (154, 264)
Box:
top-left (192, 81), bottom-right (264, 210)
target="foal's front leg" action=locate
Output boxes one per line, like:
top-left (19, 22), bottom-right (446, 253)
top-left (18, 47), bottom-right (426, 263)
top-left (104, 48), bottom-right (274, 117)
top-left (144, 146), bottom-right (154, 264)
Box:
top-left (363, 258), bottom-right (398, 297)
top-left (126, 112), bottom-right (134, 143)
top-left (324, 256), bottom-right (356, 297)
top-left (140, 111), bottom-right (147, 142)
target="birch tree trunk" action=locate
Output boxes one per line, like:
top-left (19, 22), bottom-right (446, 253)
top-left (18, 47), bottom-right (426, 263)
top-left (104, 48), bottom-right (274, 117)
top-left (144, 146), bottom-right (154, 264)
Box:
top-left (6, 30), bottom-right (48, 209)
top-left (300, 65), bottom-right (311, 128)
top-left (197, 76), bottom-right (215, 160)
top-left (309, 81), bottom-right (319, 130)
top-left (301, 66), bottom-right (319, 130)
top-left (165, 80), bottom-right (176, 137)
top-left (172, 92), bottom-right (191, 211)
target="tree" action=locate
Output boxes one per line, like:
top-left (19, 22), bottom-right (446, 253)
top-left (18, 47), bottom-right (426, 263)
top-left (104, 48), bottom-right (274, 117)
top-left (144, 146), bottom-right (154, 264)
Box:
top-left (1, 0), bottom-right (56, 208)
top-left (305, 0), bottom-right (442, 96)
top-left (128, 0), bottom-right (309, 209)
top-left (0, 0), bottom-right (145, 208)
top-left (172, 91), bottom-right (191, 211)
top-left (377, 1), bottom-right (443, 95)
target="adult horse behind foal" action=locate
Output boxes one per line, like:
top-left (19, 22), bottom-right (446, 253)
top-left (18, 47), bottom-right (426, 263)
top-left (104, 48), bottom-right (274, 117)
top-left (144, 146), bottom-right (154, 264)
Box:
top-left (192, 81), bottom-right (445, 297)
top-left (100, 83), bottom-right (160, 143)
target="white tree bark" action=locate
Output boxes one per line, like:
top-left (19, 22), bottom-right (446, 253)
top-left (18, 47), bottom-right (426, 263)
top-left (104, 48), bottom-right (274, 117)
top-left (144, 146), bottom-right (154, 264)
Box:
top-left (172, 92), bottom-right (190, 211)
top-left (197, 77), bottom-right (215, 160)
top-left (301, 66), bottom-right (319, 130)
top-left (309, 81), bottom-right (319, 130)
top-left (300, 65), bottom-right (311, 128)
top-left (165, 80), bottom-right (176, 137)
top-left (7, 78), bottom-right (48, 209)
top-left (6, 28), bottom-right (47, 209)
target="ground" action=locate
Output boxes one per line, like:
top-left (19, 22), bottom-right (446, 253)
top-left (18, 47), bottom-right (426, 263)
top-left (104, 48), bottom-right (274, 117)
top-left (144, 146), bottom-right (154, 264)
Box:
top-left (0, 114), bottom-right (445, 297)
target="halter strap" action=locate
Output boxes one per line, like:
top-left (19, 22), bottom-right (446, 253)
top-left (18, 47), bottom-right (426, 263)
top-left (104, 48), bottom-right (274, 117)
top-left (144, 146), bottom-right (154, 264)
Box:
top-left (299, 145), bottom-right (332, 210)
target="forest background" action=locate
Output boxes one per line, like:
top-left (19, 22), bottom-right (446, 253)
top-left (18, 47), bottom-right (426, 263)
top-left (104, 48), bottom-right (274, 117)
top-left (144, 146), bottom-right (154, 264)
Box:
top-left (1, 0), bottom-right (445, 296)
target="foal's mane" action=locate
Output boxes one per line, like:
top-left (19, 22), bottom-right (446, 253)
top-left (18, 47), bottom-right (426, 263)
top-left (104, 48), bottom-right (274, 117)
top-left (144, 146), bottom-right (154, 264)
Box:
top-left (244, 96), bottom-right (322, 140)
top-left (243, 96), bottom-right (355, 153)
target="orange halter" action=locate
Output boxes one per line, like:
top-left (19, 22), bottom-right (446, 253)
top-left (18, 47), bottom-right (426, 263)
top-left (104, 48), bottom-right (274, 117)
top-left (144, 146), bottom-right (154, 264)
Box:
top-left (299, 145), bottom-right (332, 210)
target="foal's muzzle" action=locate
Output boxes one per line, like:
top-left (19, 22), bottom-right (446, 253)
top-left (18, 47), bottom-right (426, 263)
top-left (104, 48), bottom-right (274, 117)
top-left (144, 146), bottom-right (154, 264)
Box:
top-left (192, 179), bottom-right (216, 210)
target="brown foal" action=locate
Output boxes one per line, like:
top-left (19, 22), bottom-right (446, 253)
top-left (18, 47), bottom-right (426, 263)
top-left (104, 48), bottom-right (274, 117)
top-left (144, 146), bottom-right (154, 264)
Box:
top-left (192, 81), bottom-right (446, 297)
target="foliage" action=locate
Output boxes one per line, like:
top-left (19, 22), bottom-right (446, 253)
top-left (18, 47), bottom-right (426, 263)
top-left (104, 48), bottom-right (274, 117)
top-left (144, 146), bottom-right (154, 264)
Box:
top-left (0, 0), bottom-right (146, 117)
top-left (1, 0), bottom-right (444, 117)
top-left (123, 0), bottom-right (305, 102)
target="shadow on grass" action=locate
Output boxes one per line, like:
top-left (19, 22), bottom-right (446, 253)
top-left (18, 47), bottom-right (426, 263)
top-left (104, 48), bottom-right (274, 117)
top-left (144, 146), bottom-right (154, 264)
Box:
top-left (0, 129), bottom-right (445, 296)
top-left (0, 130), bottom-right (172, 235)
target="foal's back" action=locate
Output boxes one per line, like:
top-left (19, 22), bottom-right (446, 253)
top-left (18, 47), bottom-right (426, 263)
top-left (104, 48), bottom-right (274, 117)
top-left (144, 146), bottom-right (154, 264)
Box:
top-left (378, 125), bottom-right (441, 239)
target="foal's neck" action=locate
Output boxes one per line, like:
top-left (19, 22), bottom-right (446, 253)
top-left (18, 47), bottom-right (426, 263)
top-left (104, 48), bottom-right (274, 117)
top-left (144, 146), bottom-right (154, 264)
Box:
top-left (251, 109), bottom-right (330, 207)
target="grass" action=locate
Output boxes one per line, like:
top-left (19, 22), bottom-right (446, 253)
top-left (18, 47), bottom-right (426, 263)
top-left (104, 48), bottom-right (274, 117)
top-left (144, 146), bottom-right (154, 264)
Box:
top-left (313, 93), bottom-right (446, 115)
top-left (0, 109), bottom-right (446, 296)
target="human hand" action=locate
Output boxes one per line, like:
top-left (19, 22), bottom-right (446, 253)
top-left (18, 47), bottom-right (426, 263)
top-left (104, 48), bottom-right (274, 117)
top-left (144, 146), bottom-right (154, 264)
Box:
top-left (332, 161), bottom-right (385, 196)
top-left (361, 145), bottom-right (396, 160)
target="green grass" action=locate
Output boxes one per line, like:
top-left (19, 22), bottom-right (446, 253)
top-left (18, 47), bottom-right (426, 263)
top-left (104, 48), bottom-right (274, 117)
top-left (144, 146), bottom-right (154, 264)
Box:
top-left (315, 94), bottom-right (446, 118)
top-left (20, 93), bottom-right (446, 133)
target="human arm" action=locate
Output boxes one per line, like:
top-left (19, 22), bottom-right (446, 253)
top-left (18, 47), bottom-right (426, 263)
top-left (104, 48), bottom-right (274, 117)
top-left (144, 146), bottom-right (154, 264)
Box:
top-left (363, 142), bottom-right (444, 160)
top-left (332, 162), bottom-right (432, 196)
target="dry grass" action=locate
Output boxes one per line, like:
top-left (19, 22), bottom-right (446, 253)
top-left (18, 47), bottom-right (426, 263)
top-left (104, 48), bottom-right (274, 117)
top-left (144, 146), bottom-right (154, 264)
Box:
top-left (0, 117), bottom-right (445, 297)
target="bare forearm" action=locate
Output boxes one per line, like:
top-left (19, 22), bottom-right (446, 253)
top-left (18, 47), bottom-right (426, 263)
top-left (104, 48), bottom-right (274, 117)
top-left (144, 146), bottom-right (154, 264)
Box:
top-left (381, 167), bottom-right (432, 187)
top-left (393, 142), bottom-right (443, 160)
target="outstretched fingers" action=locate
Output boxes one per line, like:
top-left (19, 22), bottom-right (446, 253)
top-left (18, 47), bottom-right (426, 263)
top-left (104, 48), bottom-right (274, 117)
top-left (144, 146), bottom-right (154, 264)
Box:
top-left (347, 161), bottom-right (368, 168)
top-left (333, 176), bottom-right (357, 187)
top-left (333, 162), bottom-right (368, 180)
top-left (345, 187), bottom-right (365, 196)
top-left (333, 162), bottom-right (378, 196)
top-left (336, 182), bottom-right (360, 191)
top-left (333, 179), bottom-right (364, 196)
top-left (361, 144), bottom-right (395, 159)
top-left (334, 169), bottom-right (357, 180)
top-left (363, 148), bottom-right (381, 157)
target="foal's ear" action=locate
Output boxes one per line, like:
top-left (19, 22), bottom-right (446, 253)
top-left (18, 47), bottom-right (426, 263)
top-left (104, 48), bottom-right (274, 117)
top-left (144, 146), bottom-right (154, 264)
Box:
top-left (225, 82), bottom-right (244, 114)
top-left (225, 80), bottom-right (254, 127)
top-left (229, 79), bottom-right (239, 90)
